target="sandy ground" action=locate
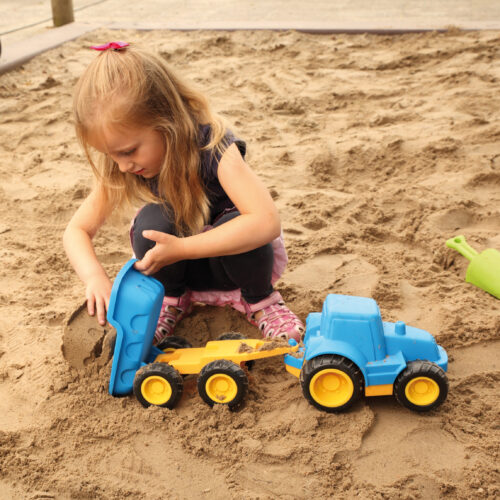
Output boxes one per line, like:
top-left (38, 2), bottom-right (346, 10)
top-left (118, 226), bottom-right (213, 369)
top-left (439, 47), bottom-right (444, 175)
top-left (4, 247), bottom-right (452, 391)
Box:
top-left (3, 0), bottom-right (500, 45)
top-left (0, 28), bottom-right (499, 499)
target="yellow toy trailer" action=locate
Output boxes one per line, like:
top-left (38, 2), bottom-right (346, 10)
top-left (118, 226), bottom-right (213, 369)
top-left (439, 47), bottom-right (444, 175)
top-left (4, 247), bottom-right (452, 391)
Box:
top-left (135, 337), bottom-right (298, 409)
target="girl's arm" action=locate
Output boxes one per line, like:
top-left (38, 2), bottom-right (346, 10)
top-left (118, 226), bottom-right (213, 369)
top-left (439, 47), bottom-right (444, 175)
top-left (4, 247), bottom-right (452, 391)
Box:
top-left (63, 188), bottom-right (114, 325)
top-left (135, 143), bottom-right (281, 275)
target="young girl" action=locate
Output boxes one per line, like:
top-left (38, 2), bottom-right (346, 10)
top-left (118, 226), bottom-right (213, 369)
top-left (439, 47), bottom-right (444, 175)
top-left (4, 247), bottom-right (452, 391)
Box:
top-left (63, 41), bottom-right (304, 345)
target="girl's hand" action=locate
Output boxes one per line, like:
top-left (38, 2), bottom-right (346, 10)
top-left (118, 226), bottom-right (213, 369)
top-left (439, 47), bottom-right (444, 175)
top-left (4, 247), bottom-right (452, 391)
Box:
top-left (85, 273), bottom-right (112, 326)
top-left (134, 230), bottom-right (186, 275)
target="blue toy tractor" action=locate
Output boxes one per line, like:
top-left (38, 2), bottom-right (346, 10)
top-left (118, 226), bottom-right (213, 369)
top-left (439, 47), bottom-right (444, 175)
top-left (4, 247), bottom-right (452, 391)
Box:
top-left (284, 294), bottom-right (448, 413)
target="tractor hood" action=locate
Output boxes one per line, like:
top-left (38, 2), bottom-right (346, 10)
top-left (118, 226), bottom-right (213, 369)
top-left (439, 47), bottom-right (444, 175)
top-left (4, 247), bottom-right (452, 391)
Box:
top-left (383, 321), bottom-right (447, 369)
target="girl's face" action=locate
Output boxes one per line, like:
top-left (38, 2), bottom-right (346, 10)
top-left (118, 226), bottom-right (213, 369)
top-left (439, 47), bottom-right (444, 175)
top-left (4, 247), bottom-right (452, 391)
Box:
top-left (89, 124), bottom-right (165, 178)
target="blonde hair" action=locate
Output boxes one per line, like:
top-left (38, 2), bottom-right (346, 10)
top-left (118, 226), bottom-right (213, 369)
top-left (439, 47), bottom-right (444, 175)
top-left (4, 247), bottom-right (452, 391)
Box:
top-left (73, 45), bottom-right (229, 235)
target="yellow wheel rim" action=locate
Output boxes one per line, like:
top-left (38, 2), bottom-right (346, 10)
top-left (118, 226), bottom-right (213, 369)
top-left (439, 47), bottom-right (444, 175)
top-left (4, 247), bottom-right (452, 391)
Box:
top-left (141, 375), bottom-right (172, 406)
top-left (310, 369), bottom-right (354, 408)
top-left (205, 373), bottom-right (238, 404)
top-left (405, 376), bottom-right (440, 406)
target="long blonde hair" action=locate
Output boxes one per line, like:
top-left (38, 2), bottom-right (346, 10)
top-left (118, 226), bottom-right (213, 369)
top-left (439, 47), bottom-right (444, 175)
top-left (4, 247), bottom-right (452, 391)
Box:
top-left (73, 44), bottom-right (228, 235)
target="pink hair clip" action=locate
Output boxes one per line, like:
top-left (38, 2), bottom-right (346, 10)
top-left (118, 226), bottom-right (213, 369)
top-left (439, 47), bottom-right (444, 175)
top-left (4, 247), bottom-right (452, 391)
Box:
top-left (90, 41), bottom-right (130, 51)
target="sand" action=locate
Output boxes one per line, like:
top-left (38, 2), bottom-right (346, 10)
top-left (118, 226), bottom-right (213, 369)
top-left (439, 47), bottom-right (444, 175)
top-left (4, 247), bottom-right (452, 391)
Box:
top-left (0, 28), bottom-right (499, 499)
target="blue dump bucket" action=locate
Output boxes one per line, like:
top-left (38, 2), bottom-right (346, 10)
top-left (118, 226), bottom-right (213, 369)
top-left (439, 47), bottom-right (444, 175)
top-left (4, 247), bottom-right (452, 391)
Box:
top-left (107, 259), bottom-right (165, 396)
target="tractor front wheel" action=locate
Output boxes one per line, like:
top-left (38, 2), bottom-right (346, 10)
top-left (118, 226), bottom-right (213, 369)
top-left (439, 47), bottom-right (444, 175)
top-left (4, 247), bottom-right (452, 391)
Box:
top-left (394, 361), bottom-right (448, 412)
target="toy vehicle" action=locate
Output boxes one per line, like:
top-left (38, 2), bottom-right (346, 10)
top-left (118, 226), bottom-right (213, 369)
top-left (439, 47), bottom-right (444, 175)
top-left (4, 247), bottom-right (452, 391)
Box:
top-left (107, 259), bottom-right (298, 410)
top-left (135, 337), bottom-right (297, 409)
top-left (284, 294), bottom-right (448, 413)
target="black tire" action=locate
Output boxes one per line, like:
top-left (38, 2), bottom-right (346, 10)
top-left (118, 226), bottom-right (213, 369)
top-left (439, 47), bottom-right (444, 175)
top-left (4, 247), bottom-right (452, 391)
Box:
top-left (216, 332), bottom-right (246, 341)
top-left (215, 332), bottom-right (254, 370)
top-left (156, 335), bottom-right (193, 351)
top-left (197, 359), bottom-right (248, 410)
top-left (394, 361), bottom-right (448, 412)
top-left (301, 355), bottom-right (364, 413)
top-left (106, 330), bottom-right (117, 352)
top-left (101, 329), bottom-right (117, 363)
top-left (133, 362), bottom-right (183, 409)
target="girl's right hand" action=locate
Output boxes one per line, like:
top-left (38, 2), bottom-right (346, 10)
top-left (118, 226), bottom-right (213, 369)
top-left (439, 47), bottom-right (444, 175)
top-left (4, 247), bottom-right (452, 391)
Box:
top-left (85, 273), bottom-right (112, 326)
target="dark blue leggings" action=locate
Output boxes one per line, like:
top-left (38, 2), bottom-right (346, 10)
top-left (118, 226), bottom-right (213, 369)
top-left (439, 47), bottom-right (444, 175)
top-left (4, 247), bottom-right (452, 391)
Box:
top-left (131, 204), bottom-right (274, 304)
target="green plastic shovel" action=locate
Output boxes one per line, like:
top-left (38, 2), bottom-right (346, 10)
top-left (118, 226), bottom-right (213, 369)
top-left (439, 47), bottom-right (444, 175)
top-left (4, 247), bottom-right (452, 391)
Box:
top-left (446, 235), bottom-right (500, 299)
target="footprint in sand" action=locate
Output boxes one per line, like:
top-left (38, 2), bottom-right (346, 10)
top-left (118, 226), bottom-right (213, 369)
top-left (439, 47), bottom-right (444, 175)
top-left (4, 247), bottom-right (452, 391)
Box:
top-left (432, 207), bottom-right (500, 234)
top-left (431, 208), bottom-right (476, 232)
top-left (285, 253), bottom-right (379, 296)
top-left (466, 171), bottom-right (500, 191)
top-left (348, 409), bottom-right (467, 487)
top-left (449, 340), bottom-right (499, 378)
top-left (343, 339), bottom-right (499, 490)
top-left (394, 280), bottom-right (438, 330)
top-left (62, 303), bottom-right (115, 370)
top-left (1, 178), bottom-right (38, 201)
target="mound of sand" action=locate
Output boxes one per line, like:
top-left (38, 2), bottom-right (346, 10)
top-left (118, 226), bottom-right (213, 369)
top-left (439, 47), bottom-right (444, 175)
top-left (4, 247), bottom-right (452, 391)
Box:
top-left (0, 28), bottom-right (499, 499)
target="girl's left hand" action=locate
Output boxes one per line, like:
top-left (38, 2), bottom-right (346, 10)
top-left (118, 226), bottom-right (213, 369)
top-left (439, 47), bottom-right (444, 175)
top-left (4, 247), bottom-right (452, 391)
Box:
top-left (133, 230), bottom-right (186, 275)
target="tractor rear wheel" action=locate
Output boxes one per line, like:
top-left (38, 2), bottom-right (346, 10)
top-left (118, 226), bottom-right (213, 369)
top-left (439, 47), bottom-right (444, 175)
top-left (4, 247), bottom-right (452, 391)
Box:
top-left (301, 355), bottom-right (363, 412)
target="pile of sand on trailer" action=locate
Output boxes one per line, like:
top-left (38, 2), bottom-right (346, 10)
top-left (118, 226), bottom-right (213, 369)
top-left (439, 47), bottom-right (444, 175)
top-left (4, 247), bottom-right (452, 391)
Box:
top-left (0, 28), bottom-right (499, 499)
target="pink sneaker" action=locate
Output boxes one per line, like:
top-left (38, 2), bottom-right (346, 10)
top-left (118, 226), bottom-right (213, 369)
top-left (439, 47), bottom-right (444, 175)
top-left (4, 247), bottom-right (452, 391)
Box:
top-left (243, 291), bottom-right (304, 342)
top-left (154, 292), bottom-right (192, 345)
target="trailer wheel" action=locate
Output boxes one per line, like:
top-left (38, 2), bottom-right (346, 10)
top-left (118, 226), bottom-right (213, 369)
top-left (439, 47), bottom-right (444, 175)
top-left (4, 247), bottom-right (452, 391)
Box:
top-left (216, 331), bottom-right (246, 341)
top-left (133, 363), bottom-right (183, 409)
top-left (215, 332), bottom-right (254, 370)
top-left (156, 335), bottom-right (193, 351)
top-left (198, 359), bottom-right (248, 409)
top-left (102, 329), bottom-right (117, 362)
top-left (394, 361), bottom-right (448, 412)
top-left (301, 355), bottom-right (363, 412)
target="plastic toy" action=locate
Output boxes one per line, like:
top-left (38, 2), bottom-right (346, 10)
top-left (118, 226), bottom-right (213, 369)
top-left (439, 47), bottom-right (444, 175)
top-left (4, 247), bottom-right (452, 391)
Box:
top-left (446, 235), bottom-right (500, 299)
top-left (107, 259), bottom-right (164, 397)
top-left (107, 259), bottom-right (298, 409)
top-left (135, 337), bottom-right (297, 409)
top-left (284, 294), bottom-right (448, 413)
